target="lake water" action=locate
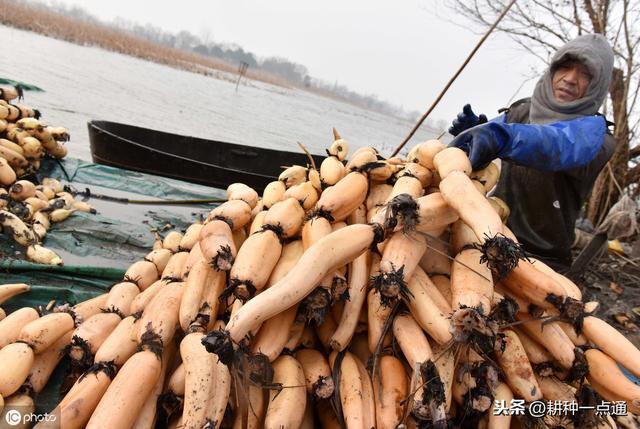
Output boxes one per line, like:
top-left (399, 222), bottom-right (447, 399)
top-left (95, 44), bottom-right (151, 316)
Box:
top-left (0, 24), bottom-right (439, 162)
top-left (0, 24), bottom-right (442, 269)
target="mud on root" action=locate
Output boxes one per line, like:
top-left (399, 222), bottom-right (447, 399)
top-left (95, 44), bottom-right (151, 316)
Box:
top-left (476, 233), bottom-right (527, 278)
top-left (298, 286), bottom-right (332, 325)
top-left (370, 264), bottom-right (413, 307)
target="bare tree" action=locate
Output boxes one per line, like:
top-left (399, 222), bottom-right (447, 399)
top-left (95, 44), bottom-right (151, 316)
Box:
top-left (444, 0), bottom-right (640, 224)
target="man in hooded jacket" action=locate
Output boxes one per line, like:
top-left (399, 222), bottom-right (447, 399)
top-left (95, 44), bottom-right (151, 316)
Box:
top-left (448, 34), bottom-right (616, 272)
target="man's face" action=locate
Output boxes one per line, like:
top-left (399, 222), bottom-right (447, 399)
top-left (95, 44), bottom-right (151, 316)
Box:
top-left (552, 59), bottom-right (592, 103)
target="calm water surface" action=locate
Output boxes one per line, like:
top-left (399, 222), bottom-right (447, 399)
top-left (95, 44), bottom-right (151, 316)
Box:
top-left (0, 25), bottom-right (442, 268)
top-left (0, 25), bottom-right (438, 162)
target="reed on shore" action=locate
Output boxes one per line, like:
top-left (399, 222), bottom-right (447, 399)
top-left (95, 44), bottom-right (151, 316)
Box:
top-left (0, 0), bottom-right (289, 88)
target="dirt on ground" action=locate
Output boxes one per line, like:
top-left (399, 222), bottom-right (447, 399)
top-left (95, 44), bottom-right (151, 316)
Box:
top-left (572, 247), bottom-right (640, 349)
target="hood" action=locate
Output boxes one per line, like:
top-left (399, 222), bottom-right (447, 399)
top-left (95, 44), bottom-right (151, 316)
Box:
top-left (530, 34), bottom-right (614, 124)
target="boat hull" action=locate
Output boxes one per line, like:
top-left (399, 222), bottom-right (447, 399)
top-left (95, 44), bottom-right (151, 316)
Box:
top-left (88, 120), bottom-right (325, 192)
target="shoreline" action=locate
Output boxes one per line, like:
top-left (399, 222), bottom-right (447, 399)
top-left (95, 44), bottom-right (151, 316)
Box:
top-left (0, 0), bottom-right (425, 127)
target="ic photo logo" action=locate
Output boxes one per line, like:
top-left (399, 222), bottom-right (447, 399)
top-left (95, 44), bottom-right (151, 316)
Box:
top-left (4, 409), bottom-right (21, 426)
top-left (4, 409), bottom-right (58, 426)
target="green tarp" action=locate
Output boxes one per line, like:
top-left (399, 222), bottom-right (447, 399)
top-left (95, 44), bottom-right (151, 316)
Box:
top-left (1, 157), bottom-right (226, 413)
top-left (38, 157), bottom-right (227, 201)
top-left (0, 77), bottom-right (44, 92)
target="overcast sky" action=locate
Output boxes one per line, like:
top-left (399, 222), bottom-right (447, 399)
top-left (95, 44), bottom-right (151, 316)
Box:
top-left (47, 0), bottom-right (543, 122)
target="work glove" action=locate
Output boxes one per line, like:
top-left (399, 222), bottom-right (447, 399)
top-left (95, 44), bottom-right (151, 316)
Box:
top-left (448, 115), bottom-right (607, 171)
top-left (448, 104), bottom-right (488, 136)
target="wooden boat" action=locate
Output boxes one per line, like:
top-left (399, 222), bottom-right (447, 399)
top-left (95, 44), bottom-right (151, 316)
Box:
top-left (88, 120), bottom-right (325, 191)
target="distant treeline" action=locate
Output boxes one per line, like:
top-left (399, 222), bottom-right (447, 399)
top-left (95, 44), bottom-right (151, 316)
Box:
top-left (5, 0), bottom-right (442, 127)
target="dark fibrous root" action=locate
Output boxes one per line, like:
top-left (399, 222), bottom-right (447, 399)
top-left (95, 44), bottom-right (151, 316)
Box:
top-left (50, 199), bottom-right (67, 210)
top-left (157, 392), bottom-right (183, 425)
top-left (101, 305), bottom-right (125, 319)
top-left (355, 161), bottom-right (386, 174)
top-left (458, 362), bottom-right (499, 423)
top-left (527, 303), bottom-right (545, 318)
top-left (299, 287), bottom-right (332, 325)
top-left (398, 170), bottom-right (417, 179)
top-left (476, 233), bottom-right (527, 278)
top-left (421, 418), bottom-right (450, 429)
top-left (234, 280), bottom-right (256, 302)
top-left (131, 310), bottom-right (143, 320)
top-left (212, 215), bottom-right (234, 230)
top-left (572, 383), bottom-right (607, 428)
top-left (565, 347), bottom-right (589, 383)
top-left (247, 353), bottom-right (275, 387)
top-left (187, 314), bottom-right (210, 334)
top-left (220, 278), bottom-right (257, 303)
top-left (370, 222), bottom-right (386, 250)
top-left (545, 296), bottom-right (588, 334)
top-left (198, 301), bottom-right (211, 314)
top-left (293, 309), bottom-right (307, 325)
top-left (211, 244), bottom-right (235, 271)
top-left (31, 305), bottom-right (44, 317)
top-left (60, 365), bottom-right (84, 395)
top-left (331, 274), bottom-right (349, 302)
top-left (17, 383), bottom-right (34, 397)
top-left (371, 265), bottom-right (413, 307)
top-left (123, 274), bottom-right (142, 288)
top-left (187, 304), bottom-right (211, 333)
top-left (202, 418), bottom-right (218, 429)
top-left (162, 275), bottom-right (184, 283)
top-left (313, 375), bottom-right (335, 399)
top-left (201, 329), bottom-right (235, 366)
top-left (137, 325), bottom-right (164, 357)
top-left (533, 362), bottom-right (561, 378)
top-left (460, 386), bottom-right (493, 422)
top-left (384, 193), bottom-right (419, 233)
top-left (80, 360), bottom-right (117, 382)
top-left (450, 307), bottom-right (499, 356)
top-left (304, 208), bottom-right (334, 223)
top-left (488, 296), bottom-right (519, 324)
top-left (67, 335), bottom-right (94, 370)
top-left (9, 201), bottom-right (30, 220)
top-left (54, 304), bottom-right (79, 326)
top-left (418, 361), bottom-right (448, 429)
top-left (217, 284), bottom-right (234, 303)
top-left (261, 223), bottom-right (285, 242)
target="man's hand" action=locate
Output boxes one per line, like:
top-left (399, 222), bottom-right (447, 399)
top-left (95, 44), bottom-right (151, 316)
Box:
top-left (448, 123), bottom-right (507, 170)
top-left (448, 104), bottom-right (488, 136)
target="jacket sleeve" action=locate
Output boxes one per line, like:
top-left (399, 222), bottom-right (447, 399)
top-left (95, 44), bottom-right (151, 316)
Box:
top-left (489, 113), bottom-right (507, 124)
top-left (563, 133), bottom-right (617, 200)
top-left (493, 115), bottom-right (607, 171)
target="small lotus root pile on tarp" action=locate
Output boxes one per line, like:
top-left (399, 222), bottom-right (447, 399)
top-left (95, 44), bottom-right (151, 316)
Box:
top-left (0, 86), bottom-right (96, 266)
